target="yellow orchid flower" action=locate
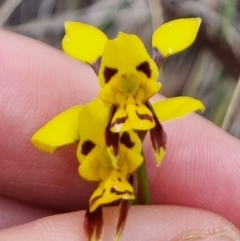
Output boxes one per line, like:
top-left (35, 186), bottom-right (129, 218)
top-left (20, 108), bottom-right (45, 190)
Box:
top-left (62, 18), bottom-right (204, 166)
top-left (32, 99), bottom-right (143, 207)
top-left (31, 99), bottom-right (143, 241)
top-left (31, 18), bottom-right (205, 241)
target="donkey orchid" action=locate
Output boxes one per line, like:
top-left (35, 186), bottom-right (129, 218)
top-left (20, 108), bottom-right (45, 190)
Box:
top-left (31, 18), bottom-right (204, 241)
top-left (31, 98), bottom-right (143, 240)
top-left (62, 18), bottom-right (204, 165)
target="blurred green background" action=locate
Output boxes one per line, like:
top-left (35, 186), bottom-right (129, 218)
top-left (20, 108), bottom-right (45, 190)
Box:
top-left (1, 0), bottom-right (240, 138)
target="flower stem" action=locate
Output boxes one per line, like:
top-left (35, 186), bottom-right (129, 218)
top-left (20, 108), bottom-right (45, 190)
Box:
top-left (138, 157), bottom-right (151, 205)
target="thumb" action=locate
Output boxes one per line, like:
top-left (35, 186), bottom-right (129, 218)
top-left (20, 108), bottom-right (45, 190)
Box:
top-left (0, 206), bottom-right (239, 241)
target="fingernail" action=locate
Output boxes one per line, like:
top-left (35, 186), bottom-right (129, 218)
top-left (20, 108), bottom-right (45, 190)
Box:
top-left (202, 236), bottom-right (234, 241)
top-left (196, 234), bottom-right (236, 241)
top-left (180, 233), bottom-right (238, 241)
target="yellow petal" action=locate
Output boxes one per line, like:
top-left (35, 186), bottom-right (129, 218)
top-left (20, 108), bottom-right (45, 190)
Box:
top-left (152, 18), bottom-right (202, 57)
top-left (142, 80), bottom-right (161, 101)
top-left (98, 82), bottom-right (117, 103)
top-left (155, 146), bottom-right (166, 167)
top-left (121, 145), bottom-right (143, 173)
top-left (111, 104), bottom-right (155, 132)
top-left (153, 96), bottom-right (205, 122)
top-left (120, 130), bottom-right (142, 154)
top-left (77, 99), bottom-right (112, 163)
top-left (78, 145), bottom-right (104, 181)
top-left (31, 106), bottom-right (82, 153)
top-left (89, 161), bottom-right (135, 212)
top-left (98, 32), bottom-right (158, 87)
top-left (149, 119), bottom-right (167, 166)
top-left (62, 21), bottom-right (108, 64)
top-left (106, 146), bottom-right (121, 169)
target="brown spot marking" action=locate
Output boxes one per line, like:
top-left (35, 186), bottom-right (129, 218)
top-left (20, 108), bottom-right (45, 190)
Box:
top-left (84, 207), bottom-right (103, 241)
top-left (81, 140), bottom-right (95, 155)
top-left (90, 189), bottom-right (106, 207)
top-left (104, 67), bottom-right (118, 83)
top-left (146, 101), bottom-right (166, 151)
top-left (118, 177), bottom-right (122, 182)
top-left (116, 200), bottom-right (129, 236)
top-left (136, 111), bottom-right (154, 122)
top-left (110, 116), bottom-right (128, 128)
top-left (128, 174), bottom-right (133, 184)
top-left (137, 130), bottom-right (147, 141)
top-left (110, 187), bottom-right (133, 196)
top-left (136, 61), bottom-right (151, 78)
top-left (105, 106), bottom-right (120, 157)
top-left (120, 132), bottom-right (135, 148)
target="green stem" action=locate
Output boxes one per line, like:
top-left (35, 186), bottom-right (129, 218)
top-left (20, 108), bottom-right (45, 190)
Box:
top-left (138, 157), bottom-right (151, 205)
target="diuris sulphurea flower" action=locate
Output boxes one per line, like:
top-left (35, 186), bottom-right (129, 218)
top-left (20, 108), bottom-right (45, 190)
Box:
top-left (31, 18), bottom-right (204, 241)
top-left (62, 17), bottom-right (204, 166)
top-left (31, 98), bottom-right (143, 241)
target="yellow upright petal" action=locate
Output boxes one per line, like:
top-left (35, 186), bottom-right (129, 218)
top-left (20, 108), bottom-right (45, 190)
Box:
top-left (31, 106), bottom-right (82, 153)
top-left (62, 22), bottom-right (108, 64)
top-left (155, 146), bottom-right (166, 167)
top-left (153, 96), bottom-right (205, 122)
top-left (152, 18), bottom-right (202, 57)
top-left (98, 32), bottom-right (158, 87)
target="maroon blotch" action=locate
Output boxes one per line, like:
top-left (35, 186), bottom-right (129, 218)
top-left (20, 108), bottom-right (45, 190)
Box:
top-left (105, 106), bottom-right (120, 157)
top-left (104, 67), bottom-right (118, 83)
top-left (115, 200), bottom-right (130, 238)
top-left (146, 101), bottom-right (167, 152)
top-left (136, 111), bottom-right (154, 122)
top-left (90, 189), bottom-right (106, 207)
top-left (120, 132), bottom-right (135, 148)
top-left (110, 187), bottom-right (133, 196)
top-left (136, 61), bottom-right (151, 78)
top-left (137, 130), bottom-right (147, 141)
top-left (110, 116), bottom-right (128, 128)
top-left (81, 140), bottom-right (95, 155)
top-left (84, 207), bottom-right (103, 241)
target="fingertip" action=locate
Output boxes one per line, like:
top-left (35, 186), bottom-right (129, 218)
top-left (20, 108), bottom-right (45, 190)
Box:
top-left (0, 206), bottom-right (239, 241)
top-left (0, 29), bottom-right (97, 210)
top-left (144, 100), bottom-right (240, 228)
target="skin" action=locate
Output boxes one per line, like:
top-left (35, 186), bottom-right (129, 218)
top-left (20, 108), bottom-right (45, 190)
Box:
top-left (0, 29), bottom-right (240, 240)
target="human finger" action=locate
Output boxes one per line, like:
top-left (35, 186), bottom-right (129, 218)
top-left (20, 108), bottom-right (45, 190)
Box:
top-left (0, 195), bottom-right (57, 230)
top-left (0, 206), bottom-right (240, 241)
top-left (1, 29), bottom-right (240, 229)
